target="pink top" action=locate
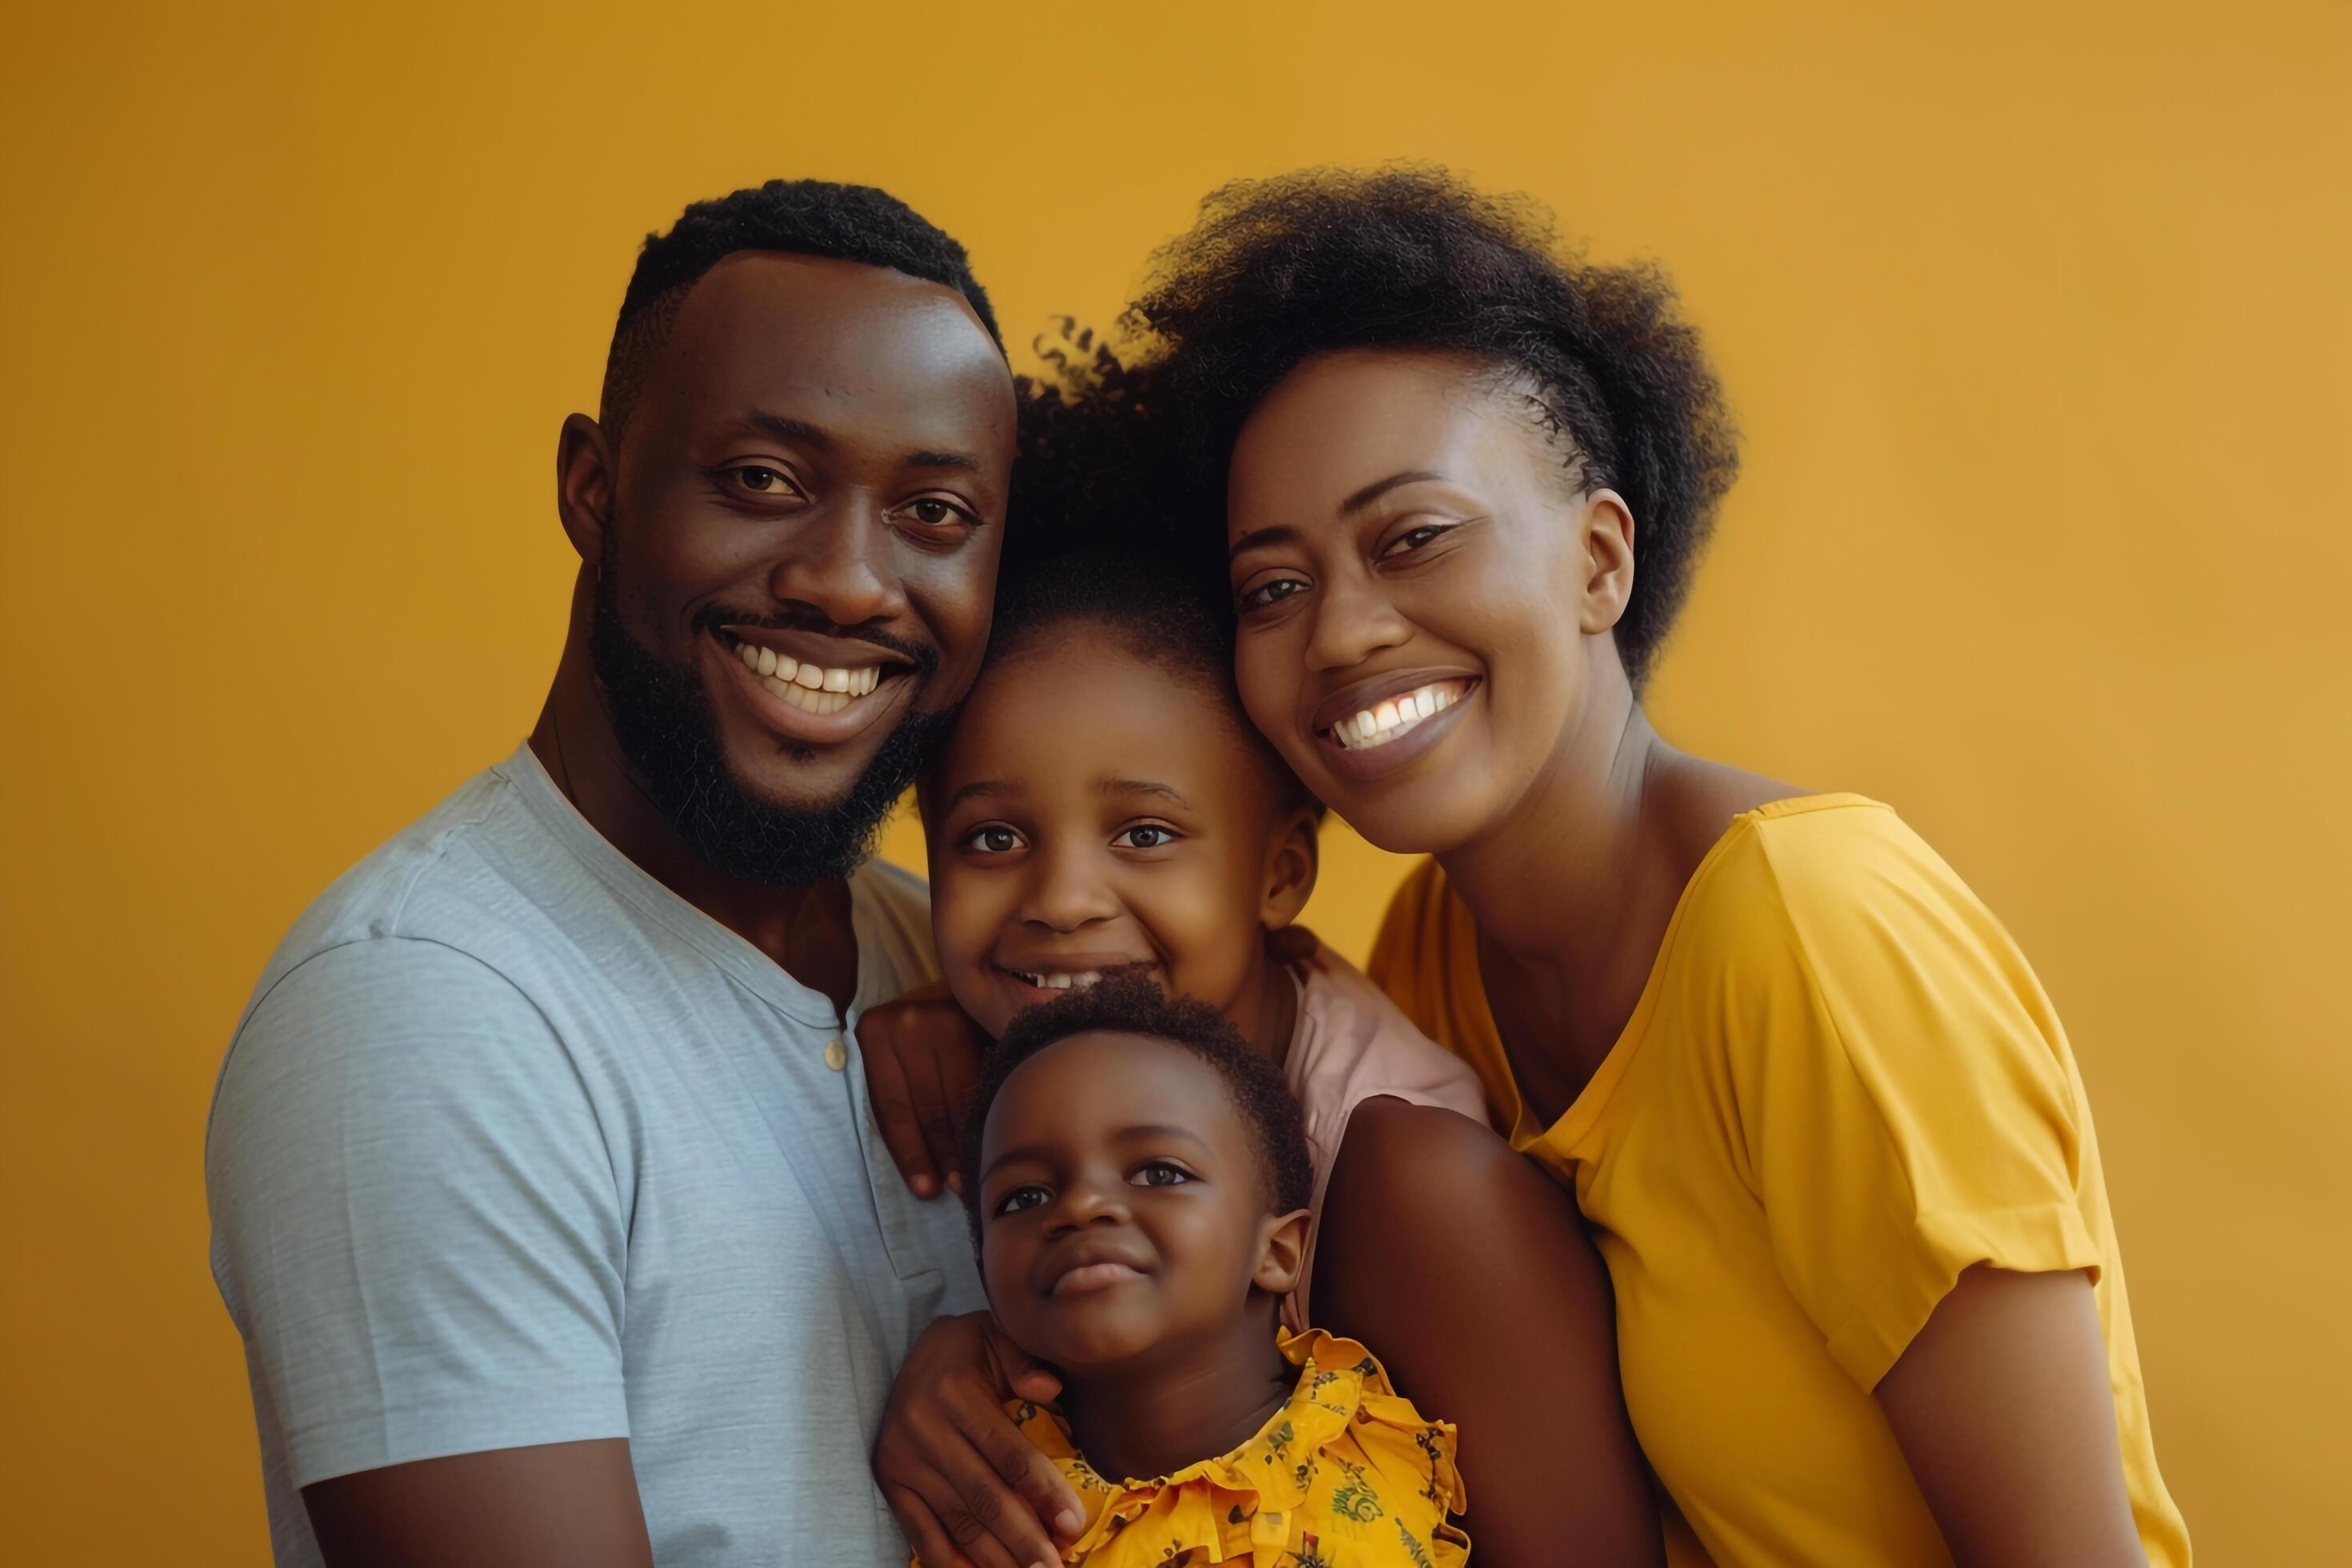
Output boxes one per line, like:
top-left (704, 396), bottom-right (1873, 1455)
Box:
top-left (1282, 942), bottom-right (1491, 1331)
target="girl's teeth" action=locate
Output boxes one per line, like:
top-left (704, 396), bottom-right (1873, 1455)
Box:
top-left (1019, 970), bottom-right (1105, 990)
top-left (1333, 682), bottom-right (1462, 750)
top-left (734, 641), bottom-right (884, 705)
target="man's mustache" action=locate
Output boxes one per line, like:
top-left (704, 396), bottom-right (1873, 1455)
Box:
top-left (689, 602), bottom-right (938, 681)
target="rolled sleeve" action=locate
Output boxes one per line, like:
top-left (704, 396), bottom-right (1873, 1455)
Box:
top-left (1742, 837), bottom-right (2101, 1391)
top-left (206, 938), bottom-right (630, 1486)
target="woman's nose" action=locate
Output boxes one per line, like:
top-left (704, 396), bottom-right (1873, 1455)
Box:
top-left (1303, 569), bottom-right (1411, 671)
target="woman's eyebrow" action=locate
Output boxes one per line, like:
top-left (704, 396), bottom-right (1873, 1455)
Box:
top-left (1338, 468), bottom-right (1444, 515)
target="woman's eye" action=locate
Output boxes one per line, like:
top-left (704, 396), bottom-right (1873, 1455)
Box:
top-left (1237, 576), bottom-right (1306, 612)
top-left (996, 1186), bottom-right (1050, 1215)
top-left (906, 498), bottom-right (969, 528)
top-left (733, 466), bottom-right (798, 495)
top-left (963, 825), bottom-right (1024, 854)
top-left (1381, 523), bottom-right (1450, 558)
top-left (1112, 825), bottom-right (1178, 850)
top-left (1131, 1162), bottom-right (1192, 1190)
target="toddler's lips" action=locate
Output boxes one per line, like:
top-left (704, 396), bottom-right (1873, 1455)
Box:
top-left (1050, 1261), bottom-right (1146, 1297)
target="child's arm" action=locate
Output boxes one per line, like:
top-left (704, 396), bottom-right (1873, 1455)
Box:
top-left (858, 983), bottom-right (989, 1197)
top-left (873, 1310), bottom-right (1084, 1568)
top-left (1313, 1098), bottom-right (1666, 1568)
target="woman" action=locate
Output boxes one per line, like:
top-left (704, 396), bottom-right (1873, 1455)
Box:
top-left (1120, 166), bottom-right (2187, 1566)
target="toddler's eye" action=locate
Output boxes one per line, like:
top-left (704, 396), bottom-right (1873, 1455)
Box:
top-left (1131, 1162), bottom-right (1193, 1189)
top-left (1112, 824), bottom-right (1179, 850)
top-left (995, 1185), bottom-right (1050, 1215)
top-left (962, 824), bottom-right (1025, 854)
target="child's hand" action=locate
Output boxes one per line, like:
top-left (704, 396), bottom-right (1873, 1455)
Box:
top-left (859, 981), bottom-right (988, 1198)
top-left (874, 1311), bottom-right (1082, 1568)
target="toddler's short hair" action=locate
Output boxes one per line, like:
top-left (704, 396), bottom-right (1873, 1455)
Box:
top-left (962, 970), bottom-right (1315, 1238)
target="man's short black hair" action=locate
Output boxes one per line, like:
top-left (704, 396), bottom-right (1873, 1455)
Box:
top-left (962, 970), bottom-right (1315, 1238)
top-left (1118, 165), bottom-right (1740, 690)
top-left (599, 178), bottom-right (1003, 434)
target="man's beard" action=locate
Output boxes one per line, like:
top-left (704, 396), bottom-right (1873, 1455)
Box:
top-left (587, 567), bottom-right (955, 888)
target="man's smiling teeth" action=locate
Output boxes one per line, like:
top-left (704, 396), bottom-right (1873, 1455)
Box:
top-left (1330, 681), bottom-right (1465, 750)
top-left (1014, 970), bottom-right (1103, 990)
top-left (731, 639), bottom-right (882, 715)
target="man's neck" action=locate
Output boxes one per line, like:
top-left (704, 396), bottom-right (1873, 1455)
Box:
top-left (1056, 1307), bottom-right (1294, 1484)
top-left (529, 609), bottom-right (859, 1012)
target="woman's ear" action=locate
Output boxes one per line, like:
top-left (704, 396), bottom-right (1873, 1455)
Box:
top-left (1258, 806), bottom-right (1321, 933)
top-left (555, 411), bottom-right (617, 565)
top-left (1252, 1207), bottom-right (1312, 1296)
top-left (1576, 487), bottom-right (1638, 636)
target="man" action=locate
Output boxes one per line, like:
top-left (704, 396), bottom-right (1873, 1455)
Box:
top-left (207, 180), bottom-right (1037, 1567)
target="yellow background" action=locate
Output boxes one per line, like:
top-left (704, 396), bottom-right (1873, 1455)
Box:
top-left (3, 3), bottom-right (2344, 1561)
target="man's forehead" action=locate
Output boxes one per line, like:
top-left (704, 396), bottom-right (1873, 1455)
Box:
top-left (649, 250), bottom-right (1010, 430)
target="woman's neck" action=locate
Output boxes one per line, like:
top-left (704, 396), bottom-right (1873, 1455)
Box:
top-left (1437, 677), bottom-right (1688, 1103)
top-left (1056, 1308), bottom-right (1294, 1485)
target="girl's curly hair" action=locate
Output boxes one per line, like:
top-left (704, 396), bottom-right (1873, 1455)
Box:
top-left (1109, 164), bottom-right (1741, 689)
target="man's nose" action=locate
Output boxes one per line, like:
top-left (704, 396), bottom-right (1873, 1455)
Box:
top-left (1304, 568), bottom-right (1411, 671)
top-left (766, 499), bottom-right (906, 627)
top-left (1021, 843), bottom-right (1119, 934)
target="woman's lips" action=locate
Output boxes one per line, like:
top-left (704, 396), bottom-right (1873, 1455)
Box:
top-left (1311, 677), bottom-right (1479, 784)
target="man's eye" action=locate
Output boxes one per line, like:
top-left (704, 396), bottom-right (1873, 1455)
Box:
top-left (962, 825), bottom-right (1023, 854)
top-left (1131, 1162), bottom-right (1192, 1189)
top-left (733, 466), bottom-right (797, 494)
top-left (1237, 576), bottom-right (1305, 612)
top-left (996, 1186), bottom-right (1050, 1215)
top-left (1112, 825), bottom-right (1178, 850)
top-left (906, 498), bottom-right (969, 527)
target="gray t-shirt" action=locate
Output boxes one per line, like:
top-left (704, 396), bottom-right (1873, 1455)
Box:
top-left (206, 744), bottom-right (979, 1566)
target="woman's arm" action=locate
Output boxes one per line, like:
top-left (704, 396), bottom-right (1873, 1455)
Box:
top-left (1313, 1098), bottom-right (1664, 1568)
top-left (1878, 1266), bottom-right (2145, 1566)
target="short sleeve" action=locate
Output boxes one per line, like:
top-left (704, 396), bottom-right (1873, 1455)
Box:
top-left (206, 938), bottom-right (631, 1487)
top-left (1735, 819), bottom-right (2102, 1391)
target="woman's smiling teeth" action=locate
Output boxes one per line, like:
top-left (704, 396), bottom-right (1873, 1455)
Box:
top-left (1329, 680), bottom-right (1467, 750)
top-left (730, 638), bottom-right (882, 716)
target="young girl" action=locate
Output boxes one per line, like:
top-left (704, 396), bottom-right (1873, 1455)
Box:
top-left (866, 541), bottom-right (1662, 1567)
top-left (927, 970), bottom-right (1467, 1566)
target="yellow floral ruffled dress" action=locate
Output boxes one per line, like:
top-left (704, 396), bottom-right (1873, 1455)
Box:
top-left (985, 1329), bottom-right (1467, 1567)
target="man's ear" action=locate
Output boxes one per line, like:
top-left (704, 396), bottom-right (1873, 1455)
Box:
top-left (1252, 1207), bottom-right (1312, 1297)
top-left (1576, 487), bottom-right (1637, 636)
top-left (1258, 806), bottom-right (1320, 933)
top-left (555, 411), bottom-right (617, 565)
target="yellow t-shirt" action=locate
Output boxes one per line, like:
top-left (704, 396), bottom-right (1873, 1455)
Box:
top-left (922, 1329), bottom-right (1469, 1568)
top-left (1369, 794), bottom-right (2188, 1567)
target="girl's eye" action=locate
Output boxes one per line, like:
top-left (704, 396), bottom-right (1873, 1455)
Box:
top-left (1112, 824), bottom-right (1179, 850)
top-left (1236, 576), bottom-right (1306, 613)
top-left (733, 466), bottom-right (798, 495)
top-left (996, 1185), bottom-right (1050, 1215)
top-left (906, 497), bottom-right (970, 528)
top-left (962, 825), bottom-right (1024, 854)
top-left (1131, 1162), bottom-right (1192, 1190)
top-left (1380, 523), bottom-right (1450, 558)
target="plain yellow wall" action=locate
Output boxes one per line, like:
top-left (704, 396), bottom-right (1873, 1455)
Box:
top-left (4, 2), bottom-right (2346, 1560)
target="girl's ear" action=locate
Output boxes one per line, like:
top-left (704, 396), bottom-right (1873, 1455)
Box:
top-left (1576, 487), bottom-right (1637, 636)
top-left (1258, 807), bottom-right (1320, 933)
top-left (1252, 1207), bottom-right (1312, 1296)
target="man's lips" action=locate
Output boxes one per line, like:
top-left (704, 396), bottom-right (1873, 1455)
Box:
top-left (706, 629), bottom-right (918, 742)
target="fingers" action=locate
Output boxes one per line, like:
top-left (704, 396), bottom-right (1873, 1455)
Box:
top-left (910, 1041), bottom-right (967, 1196)
top-left (966, 1408), bottom-right (1086, 1546)
top-left (884, 1485), bottom-right (977, 1568)
top-left (862, 1025), bottom-right (942, 1197)
top-left (910, 1406), bottom-right (1066, 1567)
top-left (982, 1322), bottom-right (1064, 1406)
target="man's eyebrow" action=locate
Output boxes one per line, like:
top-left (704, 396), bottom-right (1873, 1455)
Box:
top-left (1095, 777), bottom-right (1190, 808)
top-left (743, 411), bottom-right (834, 449)
top-left (903, 449), bottom-right (985, 474)
top-left (1339, 469), bottom-right (1445, 516)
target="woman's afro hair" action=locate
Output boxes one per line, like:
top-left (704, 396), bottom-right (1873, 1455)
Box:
top-left (1115, 164), bottom-right (1741, 690)
top-left (962, 969), bottom-right (1316, 1238)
